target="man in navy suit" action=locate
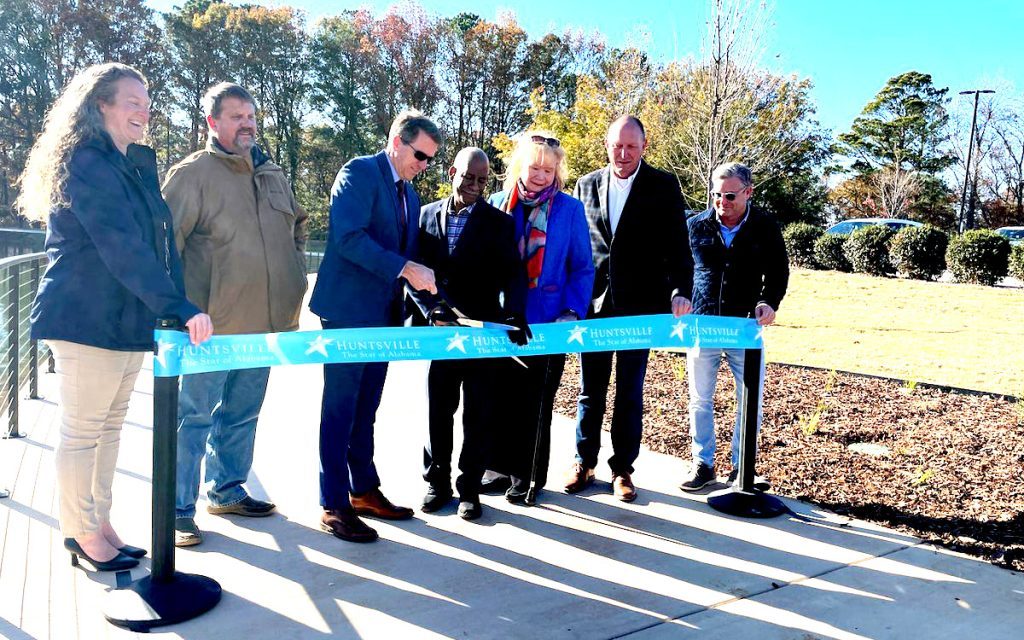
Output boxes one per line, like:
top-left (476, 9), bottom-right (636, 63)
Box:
top-left (411, 148), bottom-right (529, 521)
top-left (310, 109), bottom-right (442, 543)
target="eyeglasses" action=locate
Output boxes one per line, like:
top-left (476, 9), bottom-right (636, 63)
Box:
top-left (403, 140), bottom-right (434, 163)
top-left (529, 135), bottom-right (561, 148)
top-left (712, 191), bottom-right (744, 202)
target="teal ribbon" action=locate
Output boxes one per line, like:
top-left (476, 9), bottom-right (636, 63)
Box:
top-left (153, 314), bottom-right (763, 377)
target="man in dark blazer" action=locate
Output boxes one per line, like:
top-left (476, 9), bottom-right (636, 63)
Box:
top-left (411, 147), bottom-right (529, 520)
top-left (310, 109), bottom-right (442, 543)
top-left (564, 115), bottom-right (694, 502)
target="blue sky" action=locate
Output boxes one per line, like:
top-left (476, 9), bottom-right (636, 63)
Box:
top-left (146, 0), bottom-right (1022, 136)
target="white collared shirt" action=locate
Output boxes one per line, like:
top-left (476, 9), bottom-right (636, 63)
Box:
top-left (607, 167), bottom-right (639, 234)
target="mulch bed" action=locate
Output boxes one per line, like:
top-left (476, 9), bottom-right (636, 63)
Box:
top-left (553, 351), bottom-right (1024, 571)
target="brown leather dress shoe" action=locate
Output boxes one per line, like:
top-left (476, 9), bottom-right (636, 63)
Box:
top-left (563, 463), bottom-right (595, 494)
top-left (349, 488), bottom-right (414, 520)
top-left (321, 509), bottom-right (378, 543)
top-left (612, 473), bottom-right (637, 502)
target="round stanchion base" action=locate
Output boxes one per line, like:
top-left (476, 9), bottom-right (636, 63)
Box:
top-left (707, 487), bottom-right (787, 519)
top-left (3, 431), bottom-right (27, 439)
top-left (104, 571), bottom-right (221, 632)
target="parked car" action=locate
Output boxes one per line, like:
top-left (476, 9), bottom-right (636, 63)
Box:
top-left (825, 218), bottom-right (924, 235)
top-left (995, 226), bottom-right (1024, 246)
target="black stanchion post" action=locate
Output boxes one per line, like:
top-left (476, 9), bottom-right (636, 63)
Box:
top-left (707, 347), bottom-right (786, 518)
top-left (103, 318), bottom-right (221, 631)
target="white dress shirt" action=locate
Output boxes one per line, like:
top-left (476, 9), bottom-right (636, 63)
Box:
top-left (607, 168), bottom-right (638, 235)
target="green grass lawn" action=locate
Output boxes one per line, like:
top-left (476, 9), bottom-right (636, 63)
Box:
top-left (765, 269), bottom-right (1024, 396)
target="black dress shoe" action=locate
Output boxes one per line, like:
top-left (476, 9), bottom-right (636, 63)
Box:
top-left (457, 499), bottom-right (481, 521)
top-left (117, 544), bottom-right (147, 558)
top-left (421, 486), bottom-right (453, 513)
top-left (350, 488), bottom-right (414, 520)
top-left (505, 485), bottom-right (529, 505)
top-left (64, 538), bottom-right (139, 571)
top-left (321, 509), bottom-right (378, 543)
top-left (480, 471), bottom-right (512, 495)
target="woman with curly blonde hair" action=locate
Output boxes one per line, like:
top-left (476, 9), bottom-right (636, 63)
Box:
top-left (18, 62), bottom-right (212, 571)
top-left (483, 130), bottom-right (594, 504)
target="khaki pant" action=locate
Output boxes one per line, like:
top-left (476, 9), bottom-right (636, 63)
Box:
top-left (49, 340), bottom-right (144, 537)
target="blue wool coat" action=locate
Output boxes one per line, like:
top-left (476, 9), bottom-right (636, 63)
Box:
top-left (31, 133), bottom-right (200, 351)
top-left (488, 189), bottom-right (595, 323)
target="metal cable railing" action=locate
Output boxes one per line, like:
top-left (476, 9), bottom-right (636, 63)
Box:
top-left (1, 252), bottom-right (48, 437)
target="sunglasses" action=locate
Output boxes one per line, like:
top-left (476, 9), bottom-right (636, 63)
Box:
top-left (403, 140), bottom-right (435, 163)
top-left (712, 191), bottom-right (744, 201)
top-left (530, 135), bottom-right (561, 148)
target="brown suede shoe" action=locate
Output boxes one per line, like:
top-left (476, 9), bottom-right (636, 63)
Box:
top-left (321, 509), bottom-right (378, 543)
top-left (349, 488), bottom-right (414, 520)
top-left (563, 463), bottom-right (595, 494)
top-left (612, 473), bottom-right (637, 502)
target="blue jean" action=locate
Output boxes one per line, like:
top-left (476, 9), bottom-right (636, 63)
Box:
top-left (686, 347), bottom-right (765, 468)
top-left (175, 367), bottom-right (271, 518)
top-left (575, 349), bottom-right (650, 474)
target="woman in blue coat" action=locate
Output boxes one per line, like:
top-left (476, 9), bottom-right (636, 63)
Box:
top-left (17, 63), bottom-right (212, 571)
top-left (485, 131), bottom-right (595, 503)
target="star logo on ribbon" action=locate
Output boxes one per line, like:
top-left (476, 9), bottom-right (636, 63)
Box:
top-left (154, 339), bottom-right (177, 370)
top-left (670, 320), bottom-right (688, 341)
top-left (446, 332), bottom-right (469, 353)
top-left (305, 334), bottom-right (334, 357)
top-left (567, 325), bottom-right (587, 345)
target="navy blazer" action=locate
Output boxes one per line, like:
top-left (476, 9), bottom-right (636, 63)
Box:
top-left (488, 190), bottom-right (595, 323)
top-left (310, 151), bottom-right (420, 326)
top-left (31, 134), bottom-right (200, 351)
top-left (410, 197), bottom-right (526, 324)
top-left (687, 206), bottom-right (789, 317)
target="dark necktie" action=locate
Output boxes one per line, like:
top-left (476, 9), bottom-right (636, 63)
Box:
top-left (395, 179), bottom-right (407, 251)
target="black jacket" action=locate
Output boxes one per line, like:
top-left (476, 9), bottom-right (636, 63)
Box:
top-left (573, 161), bottom-right (693, 316)
top-left (410, 197), bottom-right (526, 323)
top-left (687, 205), bottom-right (789, 318)
top-left (31, 133), bottom-right (199, 350)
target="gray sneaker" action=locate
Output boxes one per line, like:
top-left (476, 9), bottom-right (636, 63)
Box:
top-left (174, 517), bottom-right (203, 547)
top-left (680, 462), bottom-right (716, 492)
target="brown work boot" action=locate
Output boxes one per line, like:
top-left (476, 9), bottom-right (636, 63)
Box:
top-left (563, 462), bottom-right (596, 494)
top-left (612, 472), bottom-right (637, 502)
top-left (321, 509), bottom-right (378, 543)
top-left (350, 488), bottom-right (414, 520)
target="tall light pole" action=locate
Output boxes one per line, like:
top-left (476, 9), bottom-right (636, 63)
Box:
top-left (958, 89), bottom-right (994, 233)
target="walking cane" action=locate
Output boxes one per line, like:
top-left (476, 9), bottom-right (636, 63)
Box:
top-left (525, 356), bottom-right (552, 506)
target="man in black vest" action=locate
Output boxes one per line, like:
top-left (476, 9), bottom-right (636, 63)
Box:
top-left (564, 116), bottom-right (694, 501)
top-left (411, 147), bottom-right (529, 520)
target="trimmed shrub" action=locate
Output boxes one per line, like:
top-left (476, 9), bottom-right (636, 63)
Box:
top-left (844, 225), bottom-right (895, 276)
top-left (814, 233), bottom-right (852, 272)
top-left (1010, 243), bottom-right (1024, 281)
top-left (890, 225), bottom-right (949, 280)
top-left (783, 223), bottom-right (822, 268)
top-left (946, 230), bottom-right (1010, 286)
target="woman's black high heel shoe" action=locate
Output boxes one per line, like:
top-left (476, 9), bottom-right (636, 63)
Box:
top-left (117, 544), bottom-right (147, 559)
top-left (63, 538), bottom-right (139, 571)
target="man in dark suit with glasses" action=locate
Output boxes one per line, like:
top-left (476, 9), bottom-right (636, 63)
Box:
top-left (310, 109), bottom-right (442, 542)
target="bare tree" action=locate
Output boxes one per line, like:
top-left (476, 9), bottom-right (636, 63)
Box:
top-left (646, 0), bottom-right (814, 208)
top-left (871, 164), bottom-right (920, 219)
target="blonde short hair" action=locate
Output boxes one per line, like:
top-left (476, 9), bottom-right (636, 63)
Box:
top-left (501, 130), bottom-right (569, 192)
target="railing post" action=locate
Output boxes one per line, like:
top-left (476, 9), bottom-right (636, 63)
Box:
top-left (4, 265), bottom-right (22, 439)
top-left (103, 318), bottom-right (221, 631)
top-left (28, 261), bottom-right (40, 399)
top-left (707, 347), bottom-right (786, 518)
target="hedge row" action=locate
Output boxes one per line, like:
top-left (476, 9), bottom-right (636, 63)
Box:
top-left (783, 223), bottom-right (1014, 285)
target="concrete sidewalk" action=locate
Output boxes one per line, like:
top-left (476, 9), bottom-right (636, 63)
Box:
top-left (2, 299), bottom-right (1022, 639)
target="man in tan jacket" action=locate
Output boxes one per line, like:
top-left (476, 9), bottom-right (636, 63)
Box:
top-left (162, 82), bottom-right (307, 546)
